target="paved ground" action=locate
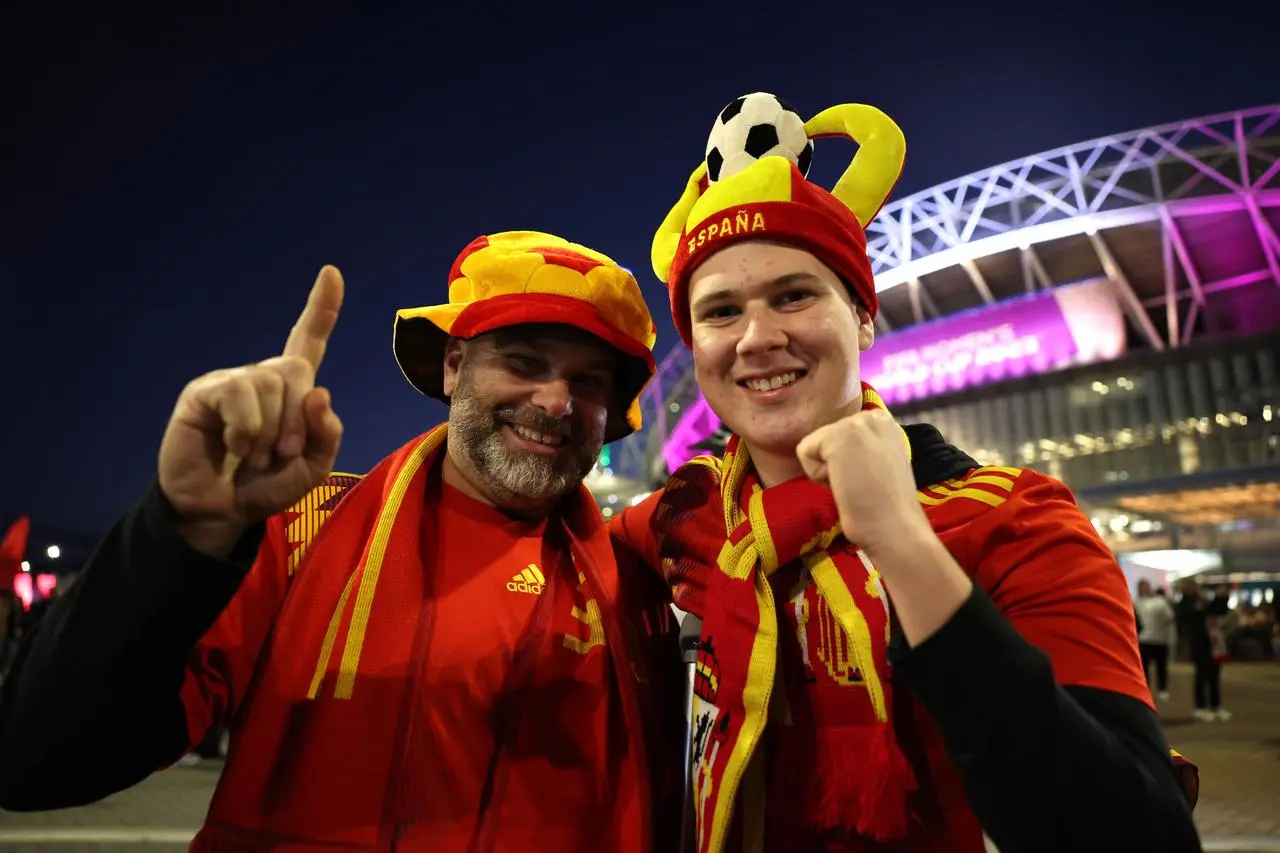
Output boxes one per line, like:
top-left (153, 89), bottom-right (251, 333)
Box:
top-left (0, 759), bottom-right (211, 851)
top-left (1162, 661), bottom-right (1280, 851)
top-left (1, 661), bottom-right (1277, 851)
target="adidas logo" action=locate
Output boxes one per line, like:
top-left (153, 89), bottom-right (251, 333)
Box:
top-left (506, 563), bottom-right (545, 595)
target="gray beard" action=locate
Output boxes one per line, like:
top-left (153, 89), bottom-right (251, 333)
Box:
top-left (449, 386), bottom-right (597, 505)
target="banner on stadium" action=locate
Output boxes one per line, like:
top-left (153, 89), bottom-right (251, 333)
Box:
top-left (862, 277), bottom-right (1126, 406)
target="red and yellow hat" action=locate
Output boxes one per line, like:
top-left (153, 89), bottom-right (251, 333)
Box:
top-left (652, 102), bottom-right (907, 346)
top-left (394, 231), bottom-right (658, 442)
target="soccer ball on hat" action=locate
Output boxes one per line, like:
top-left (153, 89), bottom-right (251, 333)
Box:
top-left (704, 92), bottom-right (813, 183)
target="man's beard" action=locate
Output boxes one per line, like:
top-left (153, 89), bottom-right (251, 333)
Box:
top-left (449, 372), bottom-right (602, 505)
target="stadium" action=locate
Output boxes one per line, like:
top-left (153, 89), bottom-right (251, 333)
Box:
top-left (589, 104), bottom-right (1280, 605)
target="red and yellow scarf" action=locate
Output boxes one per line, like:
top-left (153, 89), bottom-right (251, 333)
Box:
top-left (689, 385), bottom-right (916, 853)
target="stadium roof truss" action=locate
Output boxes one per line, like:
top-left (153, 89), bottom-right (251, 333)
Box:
top-left (866, 105), bottom-right (1280, 351)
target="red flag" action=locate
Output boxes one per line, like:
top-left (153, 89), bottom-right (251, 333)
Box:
top-left (0, 515), bottom-right (31, 588)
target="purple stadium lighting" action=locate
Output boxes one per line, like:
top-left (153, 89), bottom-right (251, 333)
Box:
top-left (862, 278), bottom-right (1126, 406)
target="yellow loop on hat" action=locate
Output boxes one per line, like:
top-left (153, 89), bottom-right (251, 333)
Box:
top-left (651, 162), bottom-right (709, 285)
top-left (803, 104), bottom-right (907, 228)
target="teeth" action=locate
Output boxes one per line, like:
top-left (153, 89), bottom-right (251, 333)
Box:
top-left (745, 372), bottom-right (798, 392)
top-left (513, 424), bottom-right (561, 446)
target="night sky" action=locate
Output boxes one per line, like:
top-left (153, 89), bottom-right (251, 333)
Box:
top-left (4, 1), bottom-right (1277, 537)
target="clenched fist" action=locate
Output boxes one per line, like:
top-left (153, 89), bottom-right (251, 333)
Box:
top-left (798, 410), bottom-right (976, 646)
top-left (158, 266), bottom-right (346, 556)
top-left (795, 408), bottom-right (930, 558)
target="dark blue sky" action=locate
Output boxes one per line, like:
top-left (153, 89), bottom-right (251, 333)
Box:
top-left (4, 2), bottom-right (1277, 535)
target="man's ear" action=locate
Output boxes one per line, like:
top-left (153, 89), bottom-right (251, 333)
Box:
top-left (442, 338), bottom-right (465, 397)
top-left (856, 306), bottom-right (876, 352)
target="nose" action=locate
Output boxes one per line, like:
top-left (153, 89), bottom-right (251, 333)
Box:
top-left (529, 378), bottom-right (574, 420)
top-left (736, 306), bottom-right (788, 357)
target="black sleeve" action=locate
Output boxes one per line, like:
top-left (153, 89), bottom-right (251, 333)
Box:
top-left (889, 587), bottom-right (1202, 853)
top-left (0, 483), bottom-right (264, 811)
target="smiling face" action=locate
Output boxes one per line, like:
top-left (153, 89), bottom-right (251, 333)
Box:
top-left (442, 324), bottom-right (616, 513)
top-left (687, 240), bottom-right (875, 482)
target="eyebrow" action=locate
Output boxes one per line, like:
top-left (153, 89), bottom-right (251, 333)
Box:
top-left (690, 272), bottom-right (825, 315)
top-left (575, 357), bottom-right (616, 373)
top-left (491, 337), bottom-right (615, 372)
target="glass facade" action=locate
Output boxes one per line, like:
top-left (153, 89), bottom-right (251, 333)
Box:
top-left (893, 330), bottom-right (1280, 494)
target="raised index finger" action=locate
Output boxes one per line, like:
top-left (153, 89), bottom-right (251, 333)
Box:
top-left (283, 265), bottom-right (345, 371)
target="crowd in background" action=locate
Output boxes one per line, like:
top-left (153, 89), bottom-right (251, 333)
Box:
top-left (1134, 578), bottom-right (1278, 722)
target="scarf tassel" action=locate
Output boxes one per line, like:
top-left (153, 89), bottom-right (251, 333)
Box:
top-left (805, 723), bottom-right (918, 841)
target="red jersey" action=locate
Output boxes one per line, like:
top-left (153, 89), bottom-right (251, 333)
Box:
top-left (166, 432), bottom-right (683, 853)
top-left (392, 481), bottom-right (617, 851)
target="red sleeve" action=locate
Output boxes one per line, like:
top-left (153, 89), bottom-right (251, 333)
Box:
top-left (175, 515), bottom-right (290, 749)
top-left (176, 474), bottom-right (360, 750)
top-left (609, 458), bottom-right (726, 618)
top-left (962, 470), bottom-right (1150, 705)
top-left (610, 490), bottom-right (664, 571)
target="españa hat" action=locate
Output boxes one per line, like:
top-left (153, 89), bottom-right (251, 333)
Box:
top-left (652, 101), bottom-right (907, 346)
top-left (394, 231), bottom-right (658, 443)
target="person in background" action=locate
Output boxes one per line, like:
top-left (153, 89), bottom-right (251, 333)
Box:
top-left (1135, 579), bottom-right (1177, 702)
top-left (1228, 601), bottom-right (1275, 661)
top-left (1156, 588), bottom-right (1179, 659)
top-left (1175, 579), bottom-right (1231, 722)
top-left (1256, 601), bottom-right (1277, 659)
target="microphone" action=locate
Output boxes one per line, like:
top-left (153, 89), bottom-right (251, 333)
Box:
top-left (680, 612), bottom-right (703, 663)
top-left (678, 614), bottom-right (703, 853)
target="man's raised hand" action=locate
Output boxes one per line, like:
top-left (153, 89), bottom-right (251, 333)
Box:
top-left (157, 266), bottom-right (346, 556)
